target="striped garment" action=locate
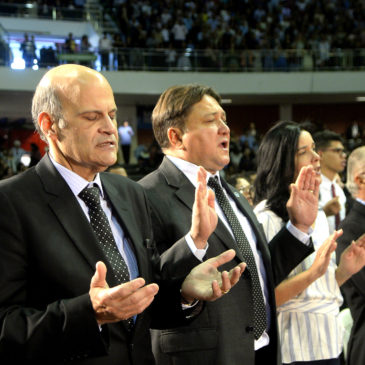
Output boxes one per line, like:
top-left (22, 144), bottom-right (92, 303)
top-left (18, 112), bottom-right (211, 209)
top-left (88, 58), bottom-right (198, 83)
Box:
top-left (254, 200), bottom-right (344, 363)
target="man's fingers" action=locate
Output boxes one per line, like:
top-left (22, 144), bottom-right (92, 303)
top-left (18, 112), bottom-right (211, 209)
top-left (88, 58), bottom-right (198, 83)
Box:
top-left (107, 278), bottom-right (150, 300)
top-left (207, 188), bottom-right (215, 209)
top-left (228, 264), bottom-right (246, 285)
top-left (355, 233), bottom-right (365, 246)
top-left (295, 165), bottom-right (307, 189)
top-left (206, 249), bottom-right (236, 269)
top-left (90, 261), bottom-right (108, 289)
top-left (319, 230), bottom-right (342, 258)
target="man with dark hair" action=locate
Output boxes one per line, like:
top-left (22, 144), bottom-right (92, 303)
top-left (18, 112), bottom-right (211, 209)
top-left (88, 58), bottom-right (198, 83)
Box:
top-left (139, 84), bottom-right (319, 365)
top-left (313, 130), bottom-right (347, 233)
top-left (337, 146), bottom-right (365, 365)
top-left (0, 67), bottom-right (245, 365)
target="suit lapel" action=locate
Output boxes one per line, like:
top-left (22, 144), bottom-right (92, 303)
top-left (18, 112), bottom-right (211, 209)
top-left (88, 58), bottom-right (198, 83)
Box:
top-left (35, 155), bottom-right (117, 284)
top-left (221, 179), bottom-right (271, 261)
top-left (160, 157), bottom-right (195, 210)
top-left (100, 175), bottom-right (149, 280)
top-left (159, 158), bottom-right (243, 256)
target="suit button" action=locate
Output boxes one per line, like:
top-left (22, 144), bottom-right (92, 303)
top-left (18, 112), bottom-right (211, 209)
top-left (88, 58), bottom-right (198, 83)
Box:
top-left (246, 326), bottom-right (254, 333)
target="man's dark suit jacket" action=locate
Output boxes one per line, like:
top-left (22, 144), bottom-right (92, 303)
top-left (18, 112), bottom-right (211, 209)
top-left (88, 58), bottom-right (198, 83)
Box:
top-left (337, 200), bottom-right (365, 365)
top-left (0, 155), bottom-right (190, 365)
top-left (139, 157), bottom-right (314, 365)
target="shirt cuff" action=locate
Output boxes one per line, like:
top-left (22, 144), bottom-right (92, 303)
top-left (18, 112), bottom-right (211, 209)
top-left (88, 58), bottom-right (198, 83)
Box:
top-left (286, 221), bottom-right (313, 245)
top-left (185, 233), bottom-right (209, 261)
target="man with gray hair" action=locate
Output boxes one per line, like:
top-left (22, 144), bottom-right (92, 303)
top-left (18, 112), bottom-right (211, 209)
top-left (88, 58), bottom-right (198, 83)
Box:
top-left (336, 145), bottom-right (365, 365)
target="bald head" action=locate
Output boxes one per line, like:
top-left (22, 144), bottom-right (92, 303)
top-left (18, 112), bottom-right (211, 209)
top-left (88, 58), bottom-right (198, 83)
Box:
top-left (32, 65), bottom-right (112, 141)
top-left (347, 146), bottom-right (365, 198)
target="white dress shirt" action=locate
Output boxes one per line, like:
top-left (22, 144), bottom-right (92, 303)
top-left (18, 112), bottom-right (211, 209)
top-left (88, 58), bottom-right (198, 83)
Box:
top-left (319, 174), bottom-right (346, 234)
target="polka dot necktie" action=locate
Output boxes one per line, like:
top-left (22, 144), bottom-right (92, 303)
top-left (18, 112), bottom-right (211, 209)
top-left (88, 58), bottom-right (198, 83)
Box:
top-left (208, 177), bottom-right (267, 340)
top-left (79, 185), bottom-right (134, 330)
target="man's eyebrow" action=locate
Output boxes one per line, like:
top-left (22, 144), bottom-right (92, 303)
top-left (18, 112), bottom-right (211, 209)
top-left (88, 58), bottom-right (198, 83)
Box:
top-left (78, 108), bottom-right (118, 115)
top-left (203, 111), bottom-right (226, 119)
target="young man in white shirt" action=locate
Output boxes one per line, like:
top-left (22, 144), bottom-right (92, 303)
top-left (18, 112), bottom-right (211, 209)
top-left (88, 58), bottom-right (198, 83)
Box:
top-left (314, 130), bottom-right (347, 233)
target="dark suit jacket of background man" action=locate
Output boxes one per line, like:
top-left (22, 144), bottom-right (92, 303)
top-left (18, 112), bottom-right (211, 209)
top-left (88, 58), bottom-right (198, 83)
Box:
top-left (139, 157), bottom-right (314, 365)
top-left (0, 155), bottom-right (193, 365)
top-left (337, 200), bottom-right (365, 365)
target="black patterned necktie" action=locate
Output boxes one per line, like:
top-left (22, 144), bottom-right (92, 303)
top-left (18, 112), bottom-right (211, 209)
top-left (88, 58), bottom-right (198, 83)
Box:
top-left (208, 177), bottom-right (267, 339)
top-left (79, 185), bottom-right (134, 330)
top-left (331, 183), bottom-right (341, 230)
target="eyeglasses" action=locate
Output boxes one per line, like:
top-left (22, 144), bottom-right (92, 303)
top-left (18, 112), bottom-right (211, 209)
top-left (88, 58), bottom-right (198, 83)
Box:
top-left (325, 148), bottom-right (347, 155)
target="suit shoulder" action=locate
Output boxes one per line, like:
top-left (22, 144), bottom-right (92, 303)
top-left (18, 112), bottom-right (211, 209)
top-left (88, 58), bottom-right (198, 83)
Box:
top-left (138, 169), bottom-right (164, 190)
top-left (0, 167), bottom-right (38, 193)
top-left (102, 171), bottom-right (145, 193)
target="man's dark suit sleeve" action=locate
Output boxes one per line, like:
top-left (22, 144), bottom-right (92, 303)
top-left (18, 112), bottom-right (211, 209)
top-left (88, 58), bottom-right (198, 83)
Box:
top-left (0, 190), bottom-right (109, 362)
top-left (268, 226), bottom-right (314, 286)
top-left (336, 202), bottom-right (365, 365)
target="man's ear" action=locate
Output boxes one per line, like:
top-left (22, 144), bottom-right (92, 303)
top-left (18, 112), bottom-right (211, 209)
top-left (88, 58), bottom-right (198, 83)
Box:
top-left (355, 174), bottom-right (365, 186)
top-left (38, 112), bottom-right (56, 139)
top-left (167, 127), bottom-right (184, 149)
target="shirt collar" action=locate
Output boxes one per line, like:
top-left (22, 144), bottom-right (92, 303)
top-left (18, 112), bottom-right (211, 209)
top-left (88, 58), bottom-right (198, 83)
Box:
top-left (166, 155), bottom-right (221, 187)
top-left (49, 154), bottom-right (104, 198)
top-left (356, 198), bottom-right (365, 206)
top-left (321, 173), bottom-right (336, 185)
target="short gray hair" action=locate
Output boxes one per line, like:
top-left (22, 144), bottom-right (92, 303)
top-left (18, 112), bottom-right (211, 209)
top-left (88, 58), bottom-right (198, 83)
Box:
top-left (31, 82), bottom-right (64, 142)
top-left (346, 146), bottom-right (365, 197)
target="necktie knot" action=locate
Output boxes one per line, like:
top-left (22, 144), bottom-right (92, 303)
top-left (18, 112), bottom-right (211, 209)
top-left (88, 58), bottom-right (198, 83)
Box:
top-left (207, 176), bottom-right (219, 188)
top-left (79, 186), bottom-right (101, 208)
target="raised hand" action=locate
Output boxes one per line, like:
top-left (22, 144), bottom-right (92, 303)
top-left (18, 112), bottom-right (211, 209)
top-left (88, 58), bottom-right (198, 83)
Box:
top-left (287, 165), bottom-right (321, 232)
top-left (336, 233), bottom-right (365, 286)
top-left (89, 262), bottom-right (159, 325)
top-left (181, 249), bottom-right (246, 302)
top-left (323, 197), bottom-right (341, 217)
top-left (309, 229), bottom-right (342, 279)
top-left (190, 167), bottom-right (218, 249)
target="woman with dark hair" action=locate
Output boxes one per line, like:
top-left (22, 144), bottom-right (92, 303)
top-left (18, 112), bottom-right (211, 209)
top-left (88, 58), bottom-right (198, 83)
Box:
top-left (253, 121), bottom-right (365, 365)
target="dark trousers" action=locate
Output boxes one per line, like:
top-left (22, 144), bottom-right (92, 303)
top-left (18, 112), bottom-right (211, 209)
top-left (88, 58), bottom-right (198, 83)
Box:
top-left (121, 144), bottom-right (131, 165)
top-left (255, 344), bottom-right (276, 365)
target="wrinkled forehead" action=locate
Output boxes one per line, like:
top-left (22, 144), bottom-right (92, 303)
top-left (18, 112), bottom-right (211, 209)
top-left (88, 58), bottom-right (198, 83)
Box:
top-left (59, 76), bottom-right (114, 111)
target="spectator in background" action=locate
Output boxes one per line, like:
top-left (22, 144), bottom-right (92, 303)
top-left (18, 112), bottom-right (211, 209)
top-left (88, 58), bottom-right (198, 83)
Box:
top-left (118, 120), bottom-right (134, 165)
top-left (99, 32), bottom-right (112, 70)
top-left (64, 32), bottom-right (76, 54)
top-left (20, 33), bottom-right (36, 68)
top-left (0, 36), bottom-right (11, 66)
top-left (29, 143), bottom-right (41, 167)
top-left (112, 33), bottom-right (126, 70)
top-left (314, 130), bottom-right (347, 234)
top-left (80, 34), bottom-right (92, 67)
top-left (171, 17), bottom-right (188, 49)
top-left (80, 34), bottom-right (91, 53)
top-left (235, 175), bottom-right (254, 206)
top-left (346, 120), bottom-right (363, 151)
top-left (39, 46), bottom-right (57, 68)
top-left (9, 139), bottom-right (25, 174)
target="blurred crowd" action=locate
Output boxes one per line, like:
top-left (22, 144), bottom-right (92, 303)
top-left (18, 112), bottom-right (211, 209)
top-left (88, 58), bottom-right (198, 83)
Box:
top-left (1, 0), bottom-right (365, 70)
top-left (1, 120), bottom-right (364, 186)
